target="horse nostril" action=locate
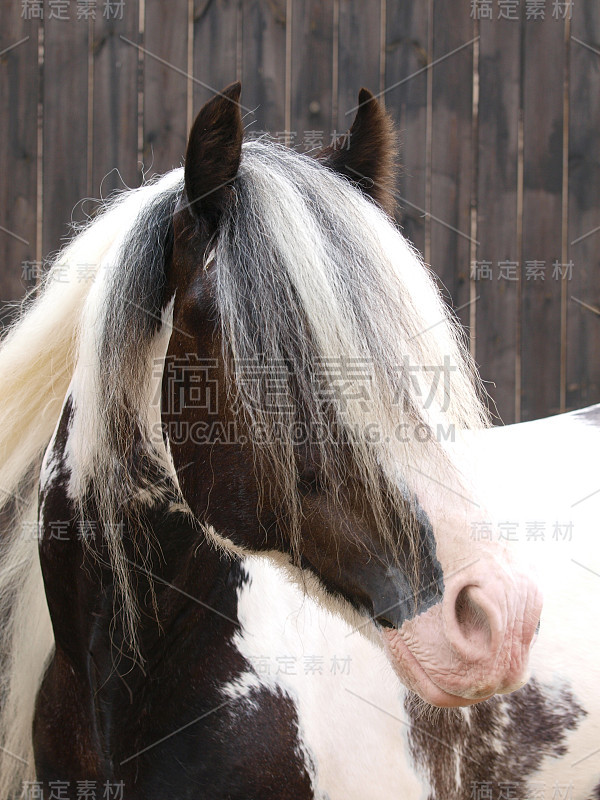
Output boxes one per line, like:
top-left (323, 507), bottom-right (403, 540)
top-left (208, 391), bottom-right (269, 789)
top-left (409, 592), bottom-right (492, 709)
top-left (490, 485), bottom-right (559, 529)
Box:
top-left (453, 586), bottom-right (492, 647)
top-left (376, 616), bottom-right (396, 630)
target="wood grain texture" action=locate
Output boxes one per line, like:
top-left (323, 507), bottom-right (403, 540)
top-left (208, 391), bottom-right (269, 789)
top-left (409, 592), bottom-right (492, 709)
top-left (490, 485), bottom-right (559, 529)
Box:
top-left (384, 1), bottom-right (429, 257)
top-left (475, 16), bottom-right (521, 424)
top-left (42, 11), bottom-right (90, 262)
top-left (92, 0), bottom-right (140, 199)
top-left (336, 0), bottom-right (381, 134)
top-left (567, 5), bottom-right (600, 411)
top-left (0, 7), bottom-right (39, 320)
top-left (521, 15), bottom-right (565, 421)
top-left (290, 0), bottom-right (334, 152)
top-left (193, 0), bottom-right (240, 113)
top-left (429, 2), bottom-right (474, 328)
top-left (241, 0), bottom-right (287, 135)
top-left (143, 0), bottom-right (190, 176)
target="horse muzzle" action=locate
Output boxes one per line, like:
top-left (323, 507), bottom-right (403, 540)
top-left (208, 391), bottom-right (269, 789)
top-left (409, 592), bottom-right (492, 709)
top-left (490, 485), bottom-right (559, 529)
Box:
top-left (379, 555), bottom-right (543, 707)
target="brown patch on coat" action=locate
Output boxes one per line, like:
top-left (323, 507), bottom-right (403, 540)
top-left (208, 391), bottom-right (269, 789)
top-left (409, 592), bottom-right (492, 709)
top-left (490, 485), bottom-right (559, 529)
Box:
top-left (405, 678), bottom-right (586, 799)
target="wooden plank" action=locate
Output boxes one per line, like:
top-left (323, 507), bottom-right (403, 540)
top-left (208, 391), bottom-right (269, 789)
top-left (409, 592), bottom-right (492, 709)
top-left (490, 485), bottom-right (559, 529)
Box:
top-left (290, 0), bottom-right (334, 154)
top-left (92, 0), bottom-right (140, 199)
top-left (336, 0), bottom-right (381, 134)
top-left (143, 0), bottom-right (190, 176)
top-left (429, 2), bottom-right (474, 329)
top-left (0, 7), bottom-right (39, 318)
top-left (241, 0), bottom-right (287, 136)
top-left (384, 1), bottom-right (429, 257)
top-left (567, 6), bottom-right (600, 411)
top-left (475, 16), bottom-right (521, 424)
top-left (193, 0), bottom-right (240, 115)
top-left (521, 16), bottom-right (565, 421)
top-left (43, 8), bottom-right (90, 262)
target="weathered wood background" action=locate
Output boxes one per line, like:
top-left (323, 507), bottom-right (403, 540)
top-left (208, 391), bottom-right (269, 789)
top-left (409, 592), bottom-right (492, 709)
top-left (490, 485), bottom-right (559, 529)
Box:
top-left (1, 0), bottom-right (599, 423)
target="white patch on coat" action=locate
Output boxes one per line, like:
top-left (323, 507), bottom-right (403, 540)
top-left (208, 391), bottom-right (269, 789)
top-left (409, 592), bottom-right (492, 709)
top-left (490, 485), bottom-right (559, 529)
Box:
top-left (224, 407), bottom-right (600, 799)
top-left (230, 555), bottom-right (429, 800)
top-left (470, 408), bottom-right (600, 797)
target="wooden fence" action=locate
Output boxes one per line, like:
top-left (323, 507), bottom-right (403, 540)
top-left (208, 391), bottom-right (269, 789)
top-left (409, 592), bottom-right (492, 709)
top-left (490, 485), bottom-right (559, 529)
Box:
top-left (1, 0), bottom-right (599, 423)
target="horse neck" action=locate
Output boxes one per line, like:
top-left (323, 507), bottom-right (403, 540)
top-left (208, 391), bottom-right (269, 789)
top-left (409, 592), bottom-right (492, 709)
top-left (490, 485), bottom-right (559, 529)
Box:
top-left (39, 397), bottom-right (241, 679)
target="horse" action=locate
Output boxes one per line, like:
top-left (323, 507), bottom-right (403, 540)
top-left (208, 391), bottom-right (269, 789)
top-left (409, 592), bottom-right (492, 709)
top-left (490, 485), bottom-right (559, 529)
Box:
top-left (0, 81), bottom-right (596, 799)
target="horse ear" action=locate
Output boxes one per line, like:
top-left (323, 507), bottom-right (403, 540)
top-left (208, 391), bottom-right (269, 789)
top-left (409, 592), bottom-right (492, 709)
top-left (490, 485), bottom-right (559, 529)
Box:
top-left (318, 88), bottom-right (397, 217)
top-left (184, 82), bottom-right (243, 225)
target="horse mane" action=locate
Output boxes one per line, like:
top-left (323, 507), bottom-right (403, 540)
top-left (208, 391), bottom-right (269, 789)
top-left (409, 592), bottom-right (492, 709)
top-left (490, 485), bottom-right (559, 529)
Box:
top-left (65, 171), bottom-right (184, 650)
top-left (0, 138), bottom-right (488, 796)
top-left (0, 170), bottom-right (182, 797)
top-left (70, 141), bottom-right (489, 656)
top-left (215, 140), bottom-right (489, 560)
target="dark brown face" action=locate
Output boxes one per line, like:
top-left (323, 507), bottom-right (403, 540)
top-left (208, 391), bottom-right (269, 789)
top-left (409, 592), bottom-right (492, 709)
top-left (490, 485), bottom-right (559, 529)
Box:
top-left (155, 81), bottom-right (443, 629)
top-left (162, 196), bottom-right (267, 547)
top-left (161, 186), bottom-right (443, 632)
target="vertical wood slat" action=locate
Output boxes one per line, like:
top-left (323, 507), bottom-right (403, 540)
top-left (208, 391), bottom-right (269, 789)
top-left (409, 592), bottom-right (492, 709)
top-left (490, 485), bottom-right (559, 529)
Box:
top-left (475, 16), bottom-right (521, 424)
top-left (336, 0), bottom-right (381, 134)
top-left (290, 0), bottom-right (334, 153)
top-left (429, 1), bottom-right (474, 329)
top-left (242, 0), bottom-right (287, 136)
top-left (0, 7), bottom-right (39, 319)
top-left (92, 0), bottom-right (140, 199)
top-left (520, 15), bottom-right (565, 421)
top-left (143, 0), bottom-right (190, 176)
top-left (193, 0), bottom-right (240, 116)
top-left (567, 5), bottom-right (600, 411)
top-left (42, 11), bottom-right (90, 262)
top-left (384, 2), bottom-right (429, 259)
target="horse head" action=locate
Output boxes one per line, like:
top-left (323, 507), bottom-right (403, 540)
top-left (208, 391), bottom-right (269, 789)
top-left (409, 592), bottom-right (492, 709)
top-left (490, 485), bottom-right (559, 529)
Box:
top-left (160, 82), bottom-right (542, 708)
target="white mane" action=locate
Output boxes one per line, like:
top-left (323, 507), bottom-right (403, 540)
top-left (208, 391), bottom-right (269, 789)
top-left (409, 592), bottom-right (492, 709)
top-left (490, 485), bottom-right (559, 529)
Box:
top-left (215, 141), bottom-right (488, 557)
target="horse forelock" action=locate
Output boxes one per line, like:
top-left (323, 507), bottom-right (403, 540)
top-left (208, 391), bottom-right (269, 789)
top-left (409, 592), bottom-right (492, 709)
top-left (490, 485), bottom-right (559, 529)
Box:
top-left (213, 140), bottom-right (489, 564)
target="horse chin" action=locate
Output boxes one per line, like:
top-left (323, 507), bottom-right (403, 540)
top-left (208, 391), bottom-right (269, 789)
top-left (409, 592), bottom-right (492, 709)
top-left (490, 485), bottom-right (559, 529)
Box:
top-left (380, 628), bottom-right (496, 708)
